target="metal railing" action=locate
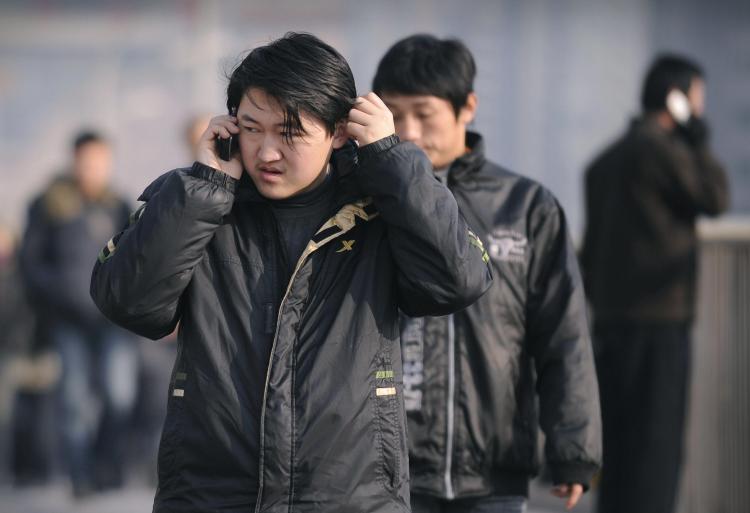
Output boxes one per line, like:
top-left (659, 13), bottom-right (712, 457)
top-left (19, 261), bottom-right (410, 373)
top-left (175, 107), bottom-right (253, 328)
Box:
top-left (678, 217), bottom-right (750, 513)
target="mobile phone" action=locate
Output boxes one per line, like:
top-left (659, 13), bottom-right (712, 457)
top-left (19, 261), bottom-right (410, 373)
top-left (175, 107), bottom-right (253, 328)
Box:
top-left (666, 89), bottom-right (691, 125)
top-left (215, 106), bottom-right (238, 161)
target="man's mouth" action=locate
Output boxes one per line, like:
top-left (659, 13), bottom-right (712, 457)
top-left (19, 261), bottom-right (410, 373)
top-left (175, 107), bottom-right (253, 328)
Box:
top-left (257, 166), bottom-right (284, 183)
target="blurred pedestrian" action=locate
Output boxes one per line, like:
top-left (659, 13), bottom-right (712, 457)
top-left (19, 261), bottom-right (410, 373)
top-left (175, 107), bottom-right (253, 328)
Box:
top-left (581, 54), bottom-right (729, 513)
top-left (373, 34), bottom-right (602, 513)
top-left (20, 130), bottom-right (138, 498)
top-left (0, 224), bottom-right (36, 485)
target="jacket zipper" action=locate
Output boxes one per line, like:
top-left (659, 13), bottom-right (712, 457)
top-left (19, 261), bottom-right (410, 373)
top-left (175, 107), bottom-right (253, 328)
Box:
top-left (444, 313), bottom-right (456, 499)
top-left (254, 201), bottom-right (376, 512)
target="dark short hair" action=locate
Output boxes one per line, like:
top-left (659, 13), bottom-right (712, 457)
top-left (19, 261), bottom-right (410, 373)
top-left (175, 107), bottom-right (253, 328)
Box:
top-left (372, 34), bottom-right (476, 116)
top-left (227, 32), bottom-right (356, 142)
top-left (641, 54), bottom-right (704, 112)
top-left (72, 130), bottom-right (107, 152)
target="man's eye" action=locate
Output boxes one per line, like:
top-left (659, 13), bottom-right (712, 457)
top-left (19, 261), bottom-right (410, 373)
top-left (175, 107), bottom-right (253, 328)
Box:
top-left (416, 112), bottom-right (433, 120)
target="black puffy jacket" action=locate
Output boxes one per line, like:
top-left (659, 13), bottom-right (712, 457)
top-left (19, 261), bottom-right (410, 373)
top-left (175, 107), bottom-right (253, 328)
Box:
top-left (402, 133), bottom-right (601, 499)
top-left (90, 137), bottom-right (492, 513)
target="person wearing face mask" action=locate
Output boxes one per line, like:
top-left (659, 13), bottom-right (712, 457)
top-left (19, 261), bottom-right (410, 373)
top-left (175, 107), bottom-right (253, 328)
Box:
top-left (581, 54), bottom-right (729, 513)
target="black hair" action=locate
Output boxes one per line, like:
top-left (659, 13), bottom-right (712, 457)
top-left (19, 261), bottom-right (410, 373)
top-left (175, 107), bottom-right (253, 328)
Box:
top-left (372, 34), bottom-right (476, 116)
top-left (641, 54), bottom-right (704, 112)
top-left (227, 32), bottom-right (356, 142)
top-left (72, 130), bottom-right (107, 152)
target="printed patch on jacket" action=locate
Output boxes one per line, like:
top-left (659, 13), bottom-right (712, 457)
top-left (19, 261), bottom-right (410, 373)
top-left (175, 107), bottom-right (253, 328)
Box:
top-left (97, 233), bottom-right (122, 263)
top-left (486, 228), bottom-right (527, 263)
top-left (468, 229), bottom-right (490, 263)
top-left (401, 316), bottom-right (425, 411)
top-left (335, 239), bottom-right (356, 253)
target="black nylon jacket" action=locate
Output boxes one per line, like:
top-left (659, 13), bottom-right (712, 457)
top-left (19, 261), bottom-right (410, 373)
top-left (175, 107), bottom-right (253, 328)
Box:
top-left (580, 117), bottom-right (729, 324)
top-left (402, 133), bottom-right (601, 499)
top-left (90, 137), bottom-right (492, 513)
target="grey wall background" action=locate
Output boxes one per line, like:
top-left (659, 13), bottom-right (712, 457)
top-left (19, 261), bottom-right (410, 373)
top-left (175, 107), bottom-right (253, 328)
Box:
top-left (1, 0), bottom-right (748, 241)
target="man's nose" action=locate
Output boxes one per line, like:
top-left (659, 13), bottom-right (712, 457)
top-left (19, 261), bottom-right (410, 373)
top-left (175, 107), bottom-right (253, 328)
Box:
top-left (397, 117), bottom-right (421, 144)
top-left (257, 137), bottom-right (282, 162)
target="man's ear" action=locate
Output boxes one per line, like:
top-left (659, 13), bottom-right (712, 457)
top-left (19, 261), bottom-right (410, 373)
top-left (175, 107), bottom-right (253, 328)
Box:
top-left (458, 92), bottom-right (478, 126)
top-left (332, 121), bottom-right (348, 149)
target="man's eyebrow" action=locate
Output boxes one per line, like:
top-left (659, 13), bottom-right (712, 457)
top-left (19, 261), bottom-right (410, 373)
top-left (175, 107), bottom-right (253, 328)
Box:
top-left (239, 114), bottom-right (288, 129)
top-left (239, 114), bottom-right (259, 124)
top-left (384, 100), bottom-right (433, 109)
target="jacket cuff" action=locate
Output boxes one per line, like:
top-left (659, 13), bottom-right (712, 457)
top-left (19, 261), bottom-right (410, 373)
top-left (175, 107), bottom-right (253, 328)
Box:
top-left (188, 161), bottom-right (239, 194)
top-left (548, 461), bottom-right (600, 492)
top-left (357, 134), bottom-right (400, 163)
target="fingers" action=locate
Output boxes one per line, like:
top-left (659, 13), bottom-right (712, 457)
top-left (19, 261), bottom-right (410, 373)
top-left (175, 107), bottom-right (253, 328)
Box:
top-left (203, 115), bottom-right (239, 142)
top-left (566, 484), bottom-right (583, 510)
top-left (345, 121), bottom-right (367, 141)
top-left (550, 484), bottom-right (584, 511)
top-left (195, 113), bottom-right (244, 179)
top-left (346, 92), bottom-right (395, 146)
top-left (351, 92), bottom-right (389, 115)
top-left (351, 96), bottom-right (379, 115)
top-left (365, 91), bottom-right (388, 110)
top-left (347, 108), bottom-right (370, 126)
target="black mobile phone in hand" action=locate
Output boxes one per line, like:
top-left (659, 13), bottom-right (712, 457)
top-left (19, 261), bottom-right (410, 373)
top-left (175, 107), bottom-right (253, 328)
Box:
top-left (215, 106), bottom-right (238, 161)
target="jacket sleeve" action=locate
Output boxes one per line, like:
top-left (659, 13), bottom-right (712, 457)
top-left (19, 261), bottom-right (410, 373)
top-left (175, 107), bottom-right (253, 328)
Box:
top-left (355, 136), bottom-right (492, 317)
top-left (90, 163), bottom-right (237, 339)
top-left (642, 136), bottom-right (729, 217)
top-left (526, 194), bottom-right (602, 489)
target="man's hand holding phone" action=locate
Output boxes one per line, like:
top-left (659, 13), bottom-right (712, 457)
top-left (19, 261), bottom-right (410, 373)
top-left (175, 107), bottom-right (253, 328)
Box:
top-left (346, 92), bottom-right (396, 146)
top-left (197, 109), bottom-right (243, 180)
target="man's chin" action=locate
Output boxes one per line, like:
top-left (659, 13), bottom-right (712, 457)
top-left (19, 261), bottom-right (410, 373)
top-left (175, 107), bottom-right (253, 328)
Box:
top-left (256, 186), bottom-right (291, 201)
top-left (421, 149), bottom-right (444, 168)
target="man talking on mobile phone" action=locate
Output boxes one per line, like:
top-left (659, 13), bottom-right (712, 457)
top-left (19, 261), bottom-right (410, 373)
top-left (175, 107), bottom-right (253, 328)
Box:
top-left (373, 35), bottom-right (601, 513)
top-left (90, 32), bottom-right (491, 513)
top-left (581, 54), bottom-right (729, 513)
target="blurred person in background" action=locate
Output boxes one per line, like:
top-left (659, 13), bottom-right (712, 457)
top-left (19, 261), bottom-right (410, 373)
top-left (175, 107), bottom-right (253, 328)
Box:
top-left (20, 130), bottom-right (138, 498)
top-left (373, 34), bottom-right (602, 513)
top-left (0, 224), bottom-right (36, 485)
top-left (580, 54), bottom-right (729, 513)
top-left (1, 223), bottom-right (60, 488)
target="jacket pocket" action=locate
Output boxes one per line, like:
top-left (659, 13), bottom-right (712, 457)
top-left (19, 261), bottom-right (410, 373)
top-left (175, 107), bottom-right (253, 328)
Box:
top-left (373, 381), bottom-right (403, 491)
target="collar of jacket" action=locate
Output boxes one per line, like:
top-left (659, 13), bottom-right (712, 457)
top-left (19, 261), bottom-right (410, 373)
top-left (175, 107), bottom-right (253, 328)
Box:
top-left (447, 131), bottom-right (487, 185)
top-left (630, 115), bottom-right (677, 140)
top-left (43, 173), bottom-right (121, 220)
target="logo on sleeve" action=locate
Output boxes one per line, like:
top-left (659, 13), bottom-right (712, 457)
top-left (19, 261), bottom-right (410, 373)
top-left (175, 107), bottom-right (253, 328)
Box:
top-left (487, 228), bottom-right (527, 263)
